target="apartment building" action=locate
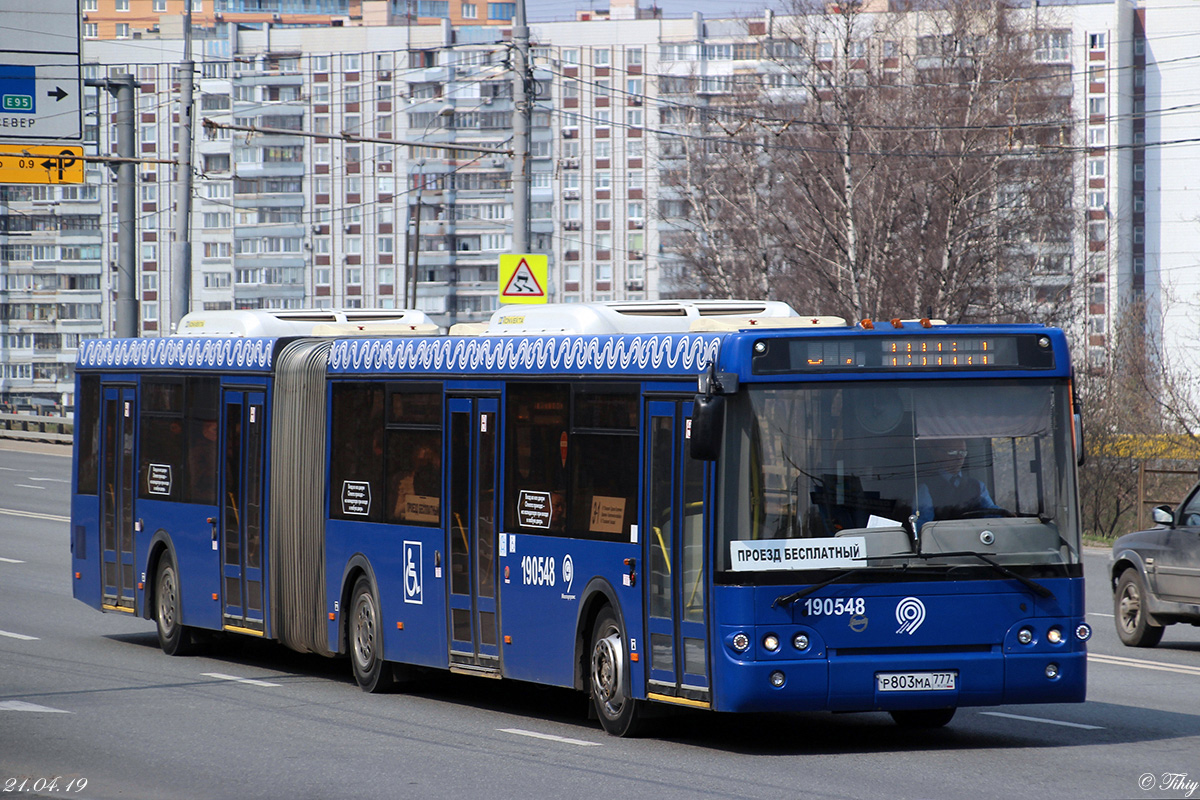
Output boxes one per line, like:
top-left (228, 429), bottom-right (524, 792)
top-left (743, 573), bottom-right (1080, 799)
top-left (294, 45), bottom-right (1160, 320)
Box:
top-left (80, 0), bottom-right (513, 42)
top-left (2, 0), bottom-right (1186, 411)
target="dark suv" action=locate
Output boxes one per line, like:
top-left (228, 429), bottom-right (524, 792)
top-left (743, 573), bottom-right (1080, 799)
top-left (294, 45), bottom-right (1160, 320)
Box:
top-left (1110, 484), bottom-right (1200, 647)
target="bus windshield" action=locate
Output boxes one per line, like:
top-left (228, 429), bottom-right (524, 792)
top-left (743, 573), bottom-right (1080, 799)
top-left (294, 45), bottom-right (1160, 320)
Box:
top-left (717, 379), bottom-right (1079, 573)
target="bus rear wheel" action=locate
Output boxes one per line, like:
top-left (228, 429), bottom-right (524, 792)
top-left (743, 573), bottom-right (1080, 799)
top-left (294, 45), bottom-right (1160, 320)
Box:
top-left (349, 576), bottom-right (396, 693)
top-left (589, 608), bottom-right (642, 737)
top-left (889, 708), bottom-right (956, 728)
top-left (155, 555), bottom-right (194, 656)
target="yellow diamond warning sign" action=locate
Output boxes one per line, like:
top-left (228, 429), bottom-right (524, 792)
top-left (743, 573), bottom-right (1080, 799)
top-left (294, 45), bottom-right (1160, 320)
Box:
top-left (498, 254), bottom-right (549, 305)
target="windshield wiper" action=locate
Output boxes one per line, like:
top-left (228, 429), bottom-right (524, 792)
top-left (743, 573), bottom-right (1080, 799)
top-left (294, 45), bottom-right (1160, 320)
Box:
top-left (772, 567), bottom-right (868, 608)
top-left (866, 551), bottom-right (1055, 600)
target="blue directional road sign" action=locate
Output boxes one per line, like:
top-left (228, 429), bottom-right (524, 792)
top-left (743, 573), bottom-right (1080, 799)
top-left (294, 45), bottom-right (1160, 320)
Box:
top-left (0, 65), bottom-right (36, 115)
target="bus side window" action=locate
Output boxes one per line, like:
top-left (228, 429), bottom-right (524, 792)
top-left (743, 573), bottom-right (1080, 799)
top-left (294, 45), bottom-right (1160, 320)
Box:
top-left (76, 375), bottom-right (100, 495)
top-left (140, 379), bottom-right (185, 501)
top-left (504, 384), bottom-right (569, 533)
top-left (385, 384), bottom-right (443, 526)
top-left (569, 385), bottom-right (638, 539)
top-left (329, 383), bottom-right (385, 522)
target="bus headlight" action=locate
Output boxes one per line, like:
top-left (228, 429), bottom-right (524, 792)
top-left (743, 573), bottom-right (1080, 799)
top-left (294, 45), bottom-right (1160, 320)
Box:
top-left (770, 671), bottom-right (786, 688)
top-left (731, 633), bottom-right (750, 653)
top-left (1017, 627), bottom-right (1034, 645)
top-left (1045, 663), bottom-right (1060, 679)
top-left (793, 633), bottom-right (810, 651)
top-left (763, 634), bottom-right (780, 652)
top-left (1075, 623), bottom-right (1092, 641)
top-left (1047, 627), bottom-right (1063, 644)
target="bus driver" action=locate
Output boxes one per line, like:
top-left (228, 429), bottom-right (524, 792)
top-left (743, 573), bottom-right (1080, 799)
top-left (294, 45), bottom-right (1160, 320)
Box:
top-left (916, 437), bottom-right (1001, 526)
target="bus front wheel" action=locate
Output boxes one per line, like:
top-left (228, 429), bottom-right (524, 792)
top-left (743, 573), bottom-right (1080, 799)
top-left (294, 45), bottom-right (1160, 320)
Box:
top-left (349, 576), bottom-right (396, 693)
top-left (589, 608), bottom-right (642, 736)
top-left (154, 555), bottom-right (194, 656)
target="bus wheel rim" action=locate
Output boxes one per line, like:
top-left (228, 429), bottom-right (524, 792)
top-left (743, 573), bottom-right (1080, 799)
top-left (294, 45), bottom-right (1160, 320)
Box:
top-left (591, 630), bottom-right (625, 717)
top-left (353, 594), bottom-right (376, 669)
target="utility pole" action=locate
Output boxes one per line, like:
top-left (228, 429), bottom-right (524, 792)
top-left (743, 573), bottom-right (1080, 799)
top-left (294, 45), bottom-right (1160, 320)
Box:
top-left (86, 75), bottom-right (139, 338)
top-left (86, 76), bottom-right (138, 338)
top-left (171, 1), bottom-right (196, 331)
top-left (511, 0), bottom-right (531, 254)
top-left (115, 74), bottom-right (138, 339)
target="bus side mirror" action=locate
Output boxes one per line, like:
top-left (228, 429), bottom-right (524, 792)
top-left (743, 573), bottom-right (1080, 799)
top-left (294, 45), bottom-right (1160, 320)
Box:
top-left (690, 394), bottom-right (725, 461)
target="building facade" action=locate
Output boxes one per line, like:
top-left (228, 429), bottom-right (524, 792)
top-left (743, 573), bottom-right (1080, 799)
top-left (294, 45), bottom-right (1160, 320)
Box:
top-left (3, 0), bottom-right (1192, 411)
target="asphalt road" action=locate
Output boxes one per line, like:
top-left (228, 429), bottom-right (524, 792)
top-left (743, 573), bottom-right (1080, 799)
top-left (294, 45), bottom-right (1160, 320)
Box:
top-left (2, 441), bottom-right (1199, 800)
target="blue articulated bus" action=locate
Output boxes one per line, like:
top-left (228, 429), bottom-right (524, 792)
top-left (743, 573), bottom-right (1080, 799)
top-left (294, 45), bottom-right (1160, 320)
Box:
top-left (70, 302), bottom-right (1089, 735)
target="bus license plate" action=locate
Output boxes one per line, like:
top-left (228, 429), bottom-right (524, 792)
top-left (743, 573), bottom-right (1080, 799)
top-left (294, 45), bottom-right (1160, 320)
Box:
top-left (876, 671), bottom-right (957, 692)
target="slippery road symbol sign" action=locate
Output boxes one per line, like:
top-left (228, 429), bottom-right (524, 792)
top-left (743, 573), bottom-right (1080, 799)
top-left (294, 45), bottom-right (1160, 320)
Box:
top-left (498, 254), bottom-right (549, 305)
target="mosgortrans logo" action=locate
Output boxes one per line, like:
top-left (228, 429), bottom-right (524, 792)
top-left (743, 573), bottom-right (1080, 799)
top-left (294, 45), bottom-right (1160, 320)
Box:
top-left (895, 597), bottom-right (927, 635)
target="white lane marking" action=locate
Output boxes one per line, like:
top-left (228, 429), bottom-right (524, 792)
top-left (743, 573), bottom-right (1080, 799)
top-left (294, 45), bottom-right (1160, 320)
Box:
top-left (28, 477), bottom-right (68, 483)
top-left (0, 557), bottom-right (25, 564)
top-left (0, 701), bottom-right (70, 713)
top-left (1088, 612), bottom-right (1114, 618)
top-left (1089, 652), bottom-right (1200, 677)
top-left (0, 629), bottom-right (39, 641)
top-left (979, 711), bottom-right (1104, 730)
top-left (499, 728), bottom-right (602, 747)
top-left (202, 672), bottom-right (281, 688)
top-left (0, 507), bottom-right (69, 522)
top-left (13, 484), bottom-right (44, 490)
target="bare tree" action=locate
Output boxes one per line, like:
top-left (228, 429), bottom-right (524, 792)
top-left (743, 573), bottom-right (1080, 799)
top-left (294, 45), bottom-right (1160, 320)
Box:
top-left (658, 0), bottom-right (1077, 325)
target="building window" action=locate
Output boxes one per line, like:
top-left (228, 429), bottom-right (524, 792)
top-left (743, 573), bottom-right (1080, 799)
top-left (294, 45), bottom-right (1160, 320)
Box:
top-left (1087, 127), bottom-right (1106, 147)
top-left (1088, 191), bottom-right (1105, 210)
top-left (115, 0), bottom-right (129, 10)
top-left (1088, 97), bottom-right (1105, 117)
top-left (1088, 158), bottom-right (1105, 179)
top-left (461, 3), bottom-right (477, 18)
top-left (1133, 225), bottom-right (1145, 244)
top-left (1133, 257), bottom-right (1145, 275)
top-left (115, 22), bottom-right (130, 37)
top-left (1088, 222), bottom-right (1106, 243)
top-left (488, 2), bottom-right (515, 20)
top-left (83, 22), bottom-right (97, 37)
top-left (1134, 194), bottom-right (1145, 213)
top-left (1035, 31), bottom-right (1069, 62)
top-left (626, 47), bottom-right (643, 67)
top-left (1089, 32), bottom-right (1106, 50)
top-left (594, 49), bottom-right (610, 67)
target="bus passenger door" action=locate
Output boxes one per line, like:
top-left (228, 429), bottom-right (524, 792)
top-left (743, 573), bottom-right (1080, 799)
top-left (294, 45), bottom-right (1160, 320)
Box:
top-left (221, 388), bottom-right (266, 634)
top-left (644, 400), bottom-right (710, 705)
top-left (446, 396), bottom-right (500, 671)
top-left (100, 385), bottom-right (137, 612)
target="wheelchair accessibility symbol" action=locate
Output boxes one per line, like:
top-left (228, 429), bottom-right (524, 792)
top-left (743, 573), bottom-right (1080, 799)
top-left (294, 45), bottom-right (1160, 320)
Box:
top-left (403, 541), bottom-right (423, 605)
